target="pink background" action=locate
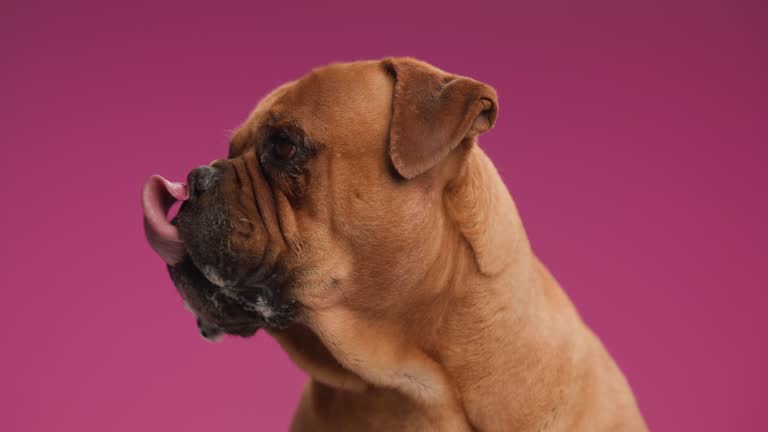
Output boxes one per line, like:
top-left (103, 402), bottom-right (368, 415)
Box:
top-left (2, 0), bottom-right (766, 430)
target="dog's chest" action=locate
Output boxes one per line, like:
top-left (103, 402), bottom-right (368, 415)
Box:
top-left (292, 380), bottom-right (473, 432)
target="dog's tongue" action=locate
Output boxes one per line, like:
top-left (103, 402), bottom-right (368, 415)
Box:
top-left (142, 175), bottom-right (189, 265)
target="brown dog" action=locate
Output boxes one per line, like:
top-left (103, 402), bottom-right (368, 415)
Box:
top-left (142, 58), bottom-right (647, 430)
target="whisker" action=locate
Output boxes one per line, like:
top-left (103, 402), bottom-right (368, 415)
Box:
top-left (332, 278), bottom-right (349, 306)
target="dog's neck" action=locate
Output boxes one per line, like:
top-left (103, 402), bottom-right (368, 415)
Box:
top-left (271, 145), bottom-right (580, 427)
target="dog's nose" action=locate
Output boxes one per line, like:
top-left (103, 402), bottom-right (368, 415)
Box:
top-left (187, 165), bottom-right (219, 198)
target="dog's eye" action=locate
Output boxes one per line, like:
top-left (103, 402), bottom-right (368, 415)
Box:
top-left (259, 128), bottom-right (314, 179)
top-left (271, 134), bottom-right (297, 162)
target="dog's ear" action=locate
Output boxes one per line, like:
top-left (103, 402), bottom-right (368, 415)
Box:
top-left (382, 57), bottom-right (498, 179)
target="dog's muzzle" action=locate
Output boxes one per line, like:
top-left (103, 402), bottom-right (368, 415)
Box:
top-left (142, 163), bottom-right (296, 339)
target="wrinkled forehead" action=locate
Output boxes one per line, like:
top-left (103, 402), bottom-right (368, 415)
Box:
top-left (231, 61), bottom-right (393, 155)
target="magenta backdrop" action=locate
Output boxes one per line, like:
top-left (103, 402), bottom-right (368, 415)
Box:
top-left (2, 0), bottom-right (766, 430)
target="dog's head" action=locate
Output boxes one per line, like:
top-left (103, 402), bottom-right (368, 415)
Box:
top-left (142, 58), bottom-right (498, 340)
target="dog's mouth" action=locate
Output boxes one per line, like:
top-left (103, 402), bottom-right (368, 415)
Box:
top-left (142, 174), bottom-right (296, 339)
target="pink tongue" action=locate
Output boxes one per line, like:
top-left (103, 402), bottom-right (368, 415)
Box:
top-left (142, 175), bottom-right (189, 265)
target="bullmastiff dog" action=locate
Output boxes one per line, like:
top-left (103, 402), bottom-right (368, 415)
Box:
top-left (142, 57), bottom-right (647, 431)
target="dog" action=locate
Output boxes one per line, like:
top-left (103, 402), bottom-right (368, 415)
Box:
top-left (142, 57), bottom-right (647, 431)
